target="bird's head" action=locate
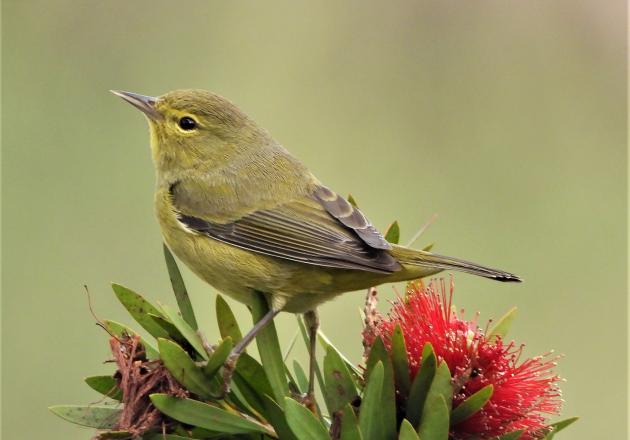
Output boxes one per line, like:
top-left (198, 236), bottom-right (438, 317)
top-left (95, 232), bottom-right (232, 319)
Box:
top-left (112, 89), bottom-right (265, 177)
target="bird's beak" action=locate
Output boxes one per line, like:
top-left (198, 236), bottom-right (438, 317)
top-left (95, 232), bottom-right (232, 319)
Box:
top-left (110, 90), bottom-right (162, 120)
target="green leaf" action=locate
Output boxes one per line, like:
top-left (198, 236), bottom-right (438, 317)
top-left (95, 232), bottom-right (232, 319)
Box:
top-left (230, 373), bottom-right (268, 419)
top-left (494, 430), bottom-right (525, 440)
top-left (147, 313), bottom-right (184, 338)
top-left (451, 385), bottom-right (493, 425)
top-left (216, 295), bottom-right (244, 346)
top-left (422, 243), bottom-right (434, 252)
top-left (251, 293), bottom-right (288, 406)
top-left (159, 303), bottom-right (208, 360)
top-left (284, 398), bottom-right (330, 440)
top-left (84, 375), bottom-right (122, 401)
top-left (293, 360), bottom-right (309, 394)
top-left (234, 353), bottom-right (274, 398)
top-left (417, 395), bottom-right (450, 440)
top-left (318, 329), bottom-right (361, 377)
top-left (358, 361), bottom-right (384, 440)
top-left (262, 395), bottom-right (298, 440)
top-left (406, 343), bottom-right (437, 428)
top-left (49, 405), bottom-right (120, 429)
top-left (542, 417), bottom-right (579, 439)
top-left (398, 419), bottom-right (420, 440)
top-left (163, 244), bottom-right (198, 330)
top-left (391, 324), bottom-right (411, 399)
top-left (102, 319), bottom-right (159, 359)
top-left (112, 283), bottom-right (170, 339)
top-left (347, 194), bottom-right (358, 208)
top-left (384, 221), bottom-right (400, 244)
top-left (158, 338), bottom-right (214, 399)
top-left (150, 394), bottom-right (270, 435)
top-left (324, 346), bottom-right (359, 412)
top-left (365, 337), bottom-right (397, 440)
top-left (488, 307), bottom-right (517, 342)
top-left (204, 337), bottom-right (233, 378)
top-left (339, 403), bottom-right (362, 440)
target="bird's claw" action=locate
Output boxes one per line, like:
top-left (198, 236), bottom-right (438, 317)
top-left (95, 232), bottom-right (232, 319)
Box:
top-left (219, 352), bottom-right (240, 398)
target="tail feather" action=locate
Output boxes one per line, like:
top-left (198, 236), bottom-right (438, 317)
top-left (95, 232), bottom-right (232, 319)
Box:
top-left (391, 245), bottom-right (522, 283)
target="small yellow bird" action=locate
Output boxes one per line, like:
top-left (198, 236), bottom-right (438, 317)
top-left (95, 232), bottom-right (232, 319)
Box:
top-left (112, 89), bottom-right (521, 401)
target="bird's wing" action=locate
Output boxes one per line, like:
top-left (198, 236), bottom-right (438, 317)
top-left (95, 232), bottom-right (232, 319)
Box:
top-left (172, 184), bottom-right (402, 274)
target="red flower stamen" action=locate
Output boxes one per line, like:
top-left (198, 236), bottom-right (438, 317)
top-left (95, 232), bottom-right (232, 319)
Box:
top-left (363, 279), bottom-right (562, 440)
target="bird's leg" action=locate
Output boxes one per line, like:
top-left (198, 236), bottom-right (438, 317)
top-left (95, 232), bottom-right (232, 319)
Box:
top-left (303, 309), bottom-right (320, 412)
top-left (221, 307), bottom-right (281, 397)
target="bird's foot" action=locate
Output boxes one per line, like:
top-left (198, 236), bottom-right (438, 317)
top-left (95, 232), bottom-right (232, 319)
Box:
top-left (219, 352), bottom-right (240, 399)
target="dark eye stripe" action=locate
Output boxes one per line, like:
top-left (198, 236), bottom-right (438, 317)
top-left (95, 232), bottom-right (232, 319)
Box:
top-left (178, 117), bottom-right (197, 130)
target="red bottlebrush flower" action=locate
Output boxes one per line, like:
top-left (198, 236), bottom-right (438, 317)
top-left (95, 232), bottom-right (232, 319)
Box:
top-left (363, 279), bottom-right (562, 440)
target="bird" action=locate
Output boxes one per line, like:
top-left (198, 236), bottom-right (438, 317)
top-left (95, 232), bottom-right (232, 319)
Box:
top-left (112, 89), bottom-right (521, 404)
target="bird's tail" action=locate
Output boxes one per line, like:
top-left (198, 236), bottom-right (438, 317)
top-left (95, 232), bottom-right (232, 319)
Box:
top-left (390, 245), bottom-right (522, 282)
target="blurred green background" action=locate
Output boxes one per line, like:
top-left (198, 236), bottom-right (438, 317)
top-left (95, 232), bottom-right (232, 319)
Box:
top-left (2, 1), bottom-right (627, 439)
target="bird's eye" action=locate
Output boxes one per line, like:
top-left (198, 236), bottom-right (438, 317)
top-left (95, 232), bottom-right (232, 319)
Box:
top-left (178, 117), bottom-right (197, 131)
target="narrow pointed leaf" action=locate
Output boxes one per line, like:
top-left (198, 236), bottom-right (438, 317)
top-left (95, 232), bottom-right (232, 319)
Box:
top-left (451, 385), bottom-right (493, 425)
top-left (365, 337), bottom-right (397, 439)
top-left (339, 403), bottom-right (362, 440)
top-left (318, 329), bottom-right (361, 376)
top-left (543, 417), bottom-right (579, 439)
top-left (324, 346), bottom-right (358, 412)
top-left (488, 307), bottom-right (518, 342)
top-left (417, 395), bottom-right (450, 440)
top-left (384, 221), bottom-right (400, 244)
top-left (216, 295), bottom-right (243, 346)
top-left (147, 314), bottom-right (187, 345)
top-left (84, 375), bottom-right (122, 401)
top-left (283, 330), bottom-right (300, 361)
top-left (285, 397), bottom-right (330, 440)
top-left (347, 194), bottom-right (358, 208)
top-left (159, 303), bottom-right (208, 360)
top-left (102, 319), bottom-right (158, 359)
top-left (112, 283), bottom-right (169, 339)
top-left (391, 324), bottom-right (411, 399)
top-left (398, 419), bottom-right (421, 440)
top-left (406, 343), bottom-right (437, 428)
top-left (204, 337), bottom-right (233, 378)
top-left (231, 374), bottom-right (267, 419)
top-left (234, 352), bottom-right (274, 400)
top-left (163, 244), bottom-right (198, 330)
top-left (262, 395), bottom-right (298, 440)
top-left (49, 405), bottom-right (120, 429)
top-left (150, 394), bottom-right (270, 434)
top-left (158, 338), bottom-right (214, 399)
top-left (358, 361), bottom-right (384, 440)
top-left (422, 243), bottom-right (434, 252)
top-left (293, 360), bottom-right (309, 394)
top-left (251, 293), bottom-right (288, 406)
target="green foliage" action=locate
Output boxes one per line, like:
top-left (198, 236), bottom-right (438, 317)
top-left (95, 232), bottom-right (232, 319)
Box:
top-left (451, 385), bottom-right (493, 425)
top-left (150, 394), bottom-right (272, 435)
top-left (488, 307), bottom-right (518, 342)
top-left (285, 398), bottom-right (330, 440)
top-left (163, 244), bottom-right (198, 330)
top-left (51, 246), bottom-right (576, 440)
top-left (84, 375), bottom-right (123, 401)
top-left (49, 405), bottom-right (120, 429)
top-left (384, 221), bottom-right (400, 244)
